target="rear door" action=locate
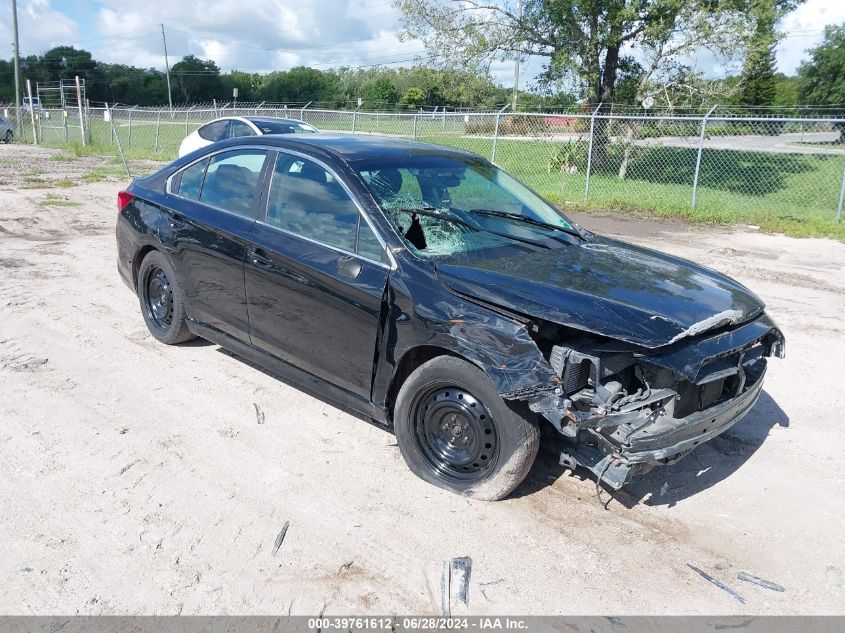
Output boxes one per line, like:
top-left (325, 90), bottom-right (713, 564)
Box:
top-left (161, 147), bottom-right (271, 342)
top-left (244, 151), bottom-right (392, 398)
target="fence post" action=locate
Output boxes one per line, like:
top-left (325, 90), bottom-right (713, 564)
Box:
top-left (836, 169), bottom-right (845, 223)
top-left (300, 101), bottom-right (312, 122)
top-left (75, 75), bottom-right (86, 147)
top-left (26, 79), bottom-right (37, 145)
top-left (691, 105), bottom-right (718, 210)
top-left (63, 109), bottom-right (68, 142)
top-left (213, 99), bottom-right (218, 117)
top-left (491, 103), bottom-right (511, 163)
top-left (127, 106), bottom-right (134, 149)
top-left (352, 102), bottom-right (363, 133)
top-left (106, 103), bottom-right (130, 177)
top-left (155, 109), bottom-right (161, 153)
top-left (413, 113), bottom-right (418, 140)
top-left (185, 105), bottom-right (195, 137)
top-left (583, 102), bottom-right (602, 201)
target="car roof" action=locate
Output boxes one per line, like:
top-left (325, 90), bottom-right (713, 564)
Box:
top-left (224, 133), bottom-right (483, 164)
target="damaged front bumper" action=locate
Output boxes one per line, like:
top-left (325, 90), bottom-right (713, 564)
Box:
top-left (526, 314), bottom-right (784, 490)
top-left (558, 362), bottom-right (766, 489)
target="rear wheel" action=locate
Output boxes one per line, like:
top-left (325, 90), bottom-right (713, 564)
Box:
top-left (394, 356), bottom-right (539, 501)
top-left (136, 251), bottom-right (194, 345)
top-left (3, 130), bottom-right (12, 143)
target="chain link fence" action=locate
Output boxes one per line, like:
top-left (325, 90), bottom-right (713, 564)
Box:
top-left (11, 103), bottom-right (845, 229)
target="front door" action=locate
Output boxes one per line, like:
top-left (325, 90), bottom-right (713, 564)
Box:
top-left (244, 151), bottom-right (391, 398)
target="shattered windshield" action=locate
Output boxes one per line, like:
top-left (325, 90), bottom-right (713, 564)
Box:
top-left (356, 155), bottom-right (577, 259)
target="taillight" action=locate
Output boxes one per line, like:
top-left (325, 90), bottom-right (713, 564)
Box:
top-left (117, 190), bottom-right (134, 213)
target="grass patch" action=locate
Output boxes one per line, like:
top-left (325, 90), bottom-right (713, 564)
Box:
top-left (82, 166), bottom-right (127, 183)
top-left (40, 193), bottom-right (80, 207)
top-left (50, 152), bottom-right (79, 162)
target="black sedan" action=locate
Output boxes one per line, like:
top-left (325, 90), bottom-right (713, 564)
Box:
top-left (116, 134), bottom-right (785, 500)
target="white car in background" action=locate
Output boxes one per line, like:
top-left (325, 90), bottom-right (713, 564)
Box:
top-left (178, 116), bottom-right (319, 157)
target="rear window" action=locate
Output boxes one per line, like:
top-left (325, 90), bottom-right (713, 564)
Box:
top-left (198, 120), bottom-right (229, 142)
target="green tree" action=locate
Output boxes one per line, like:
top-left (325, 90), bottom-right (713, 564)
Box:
top-left (735, 0), bottom-right (798, 107)
top-left (400, 86), bottom-right (427, 109)
top-left (260, 67), bottom-right (339, 103)
top-left (171, 55), bottom-right (223, 103)
top-left (797, 24), bottom-right (845, 141)
top-left (395, 0), bottom-right (803, 163)
top-left (222, 70), bottom-right (263, 102)
top-left (362, 77), bottom-right (399, 107)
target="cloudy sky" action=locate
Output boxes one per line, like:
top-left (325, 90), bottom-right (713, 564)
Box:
top-left (2, 0), bottom-right (844, 88)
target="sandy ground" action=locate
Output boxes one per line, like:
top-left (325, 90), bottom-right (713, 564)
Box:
top-left (1, 144), bottom-right (844, 616)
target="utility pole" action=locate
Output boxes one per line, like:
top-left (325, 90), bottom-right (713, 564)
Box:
top-left (12, 0), bottom-right (22, 133)
top-left (511, 0), bottom-right (522, 111)
top-left (161, 24), bottom-right (173, 110)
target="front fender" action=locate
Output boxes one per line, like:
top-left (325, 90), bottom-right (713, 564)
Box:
top-left (371, 271), bottom-right (558, 411)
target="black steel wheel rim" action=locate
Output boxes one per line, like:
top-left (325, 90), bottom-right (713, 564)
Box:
top-left (144, 267), bottom-right (174, 330)
top-left (413, 386), bottom-right (499, 482)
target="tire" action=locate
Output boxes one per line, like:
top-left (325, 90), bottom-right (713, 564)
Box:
top-left (136, 250), bottom-right (195, 345)
top-left (3, 130), bottom-right (11, 143)
top-left (394, 355), bottom-right (540, 501)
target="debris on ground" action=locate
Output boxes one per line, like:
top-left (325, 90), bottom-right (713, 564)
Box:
top-left (738, 571), bottom-right (785, 592)
top-left (660, 482), bottom-right (669, 496)
top-left (254, 403), bottom-right (265, 425)
top-left (452, 556), bottom-right (472, 606)
top-left (479, 578), bottom-right (504, 602)
top-left (271, 520), bottom-right (290, 556)
top-left (441, 560), bottom-right (451, 616)
top-left (687, 564), bottom-right (746, 604)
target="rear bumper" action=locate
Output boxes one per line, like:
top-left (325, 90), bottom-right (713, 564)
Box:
top-left (563, 364), bottom-right (766, 489)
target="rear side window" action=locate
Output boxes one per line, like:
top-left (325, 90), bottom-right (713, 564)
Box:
top-left (230, 121), bottom-right (255, 138)
top-left (177, 159), bottom-right (208, 200)
top-left (199, 150), bottom-right (268, 217)
top-left (198, 120), bottom-right (229, 142)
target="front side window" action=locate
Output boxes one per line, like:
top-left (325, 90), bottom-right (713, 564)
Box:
top-left (230, 120), bottom-right (255, 138)
top-left (177, 158), bottom-right (208, 200)
top-left (358, 156), bottom-right (576, 259)
top-left (198, 150), bottom-right (267, 217)
top-left (266, 154), bottom-right (383, 261)
top-left (198, 120), bottom-right (229, 142)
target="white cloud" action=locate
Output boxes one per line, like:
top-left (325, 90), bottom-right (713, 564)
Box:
top-left (0, 0), bottom-right (79, 58)
top-left (776, 0), bottom-right (845, 74)
top-left (72, 0), bottom-right (413, 74)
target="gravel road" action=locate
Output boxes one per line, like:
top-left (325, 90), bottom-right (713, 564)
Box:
top-left (1, 145), bottom-right (843, 615)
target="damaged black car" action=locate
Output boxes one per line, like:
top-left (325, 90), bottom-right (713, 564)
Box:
top-left (116, 134), bottom-right (785, 500)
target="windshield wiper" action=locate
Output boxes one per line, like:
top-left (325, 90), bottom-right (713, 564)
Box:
top-left (392, 206), bottom-right (552, 250)
top-left (468, 208), bottom-right (583, 240)
top-left (393, 207), bottom-right (479, 230)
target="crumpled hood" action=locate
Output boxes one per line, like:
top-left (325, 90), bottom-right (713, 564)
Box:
top-left (436, 236), bottom-right (765, 349)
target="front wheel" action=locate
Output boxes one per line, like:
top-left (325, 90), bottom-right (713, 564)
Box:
top-left (394, 356), bottom-right (539, 501)
top-left (3, 130), bottom-right (12, 143)
top-left (136, 250), bottom-right (194, 345)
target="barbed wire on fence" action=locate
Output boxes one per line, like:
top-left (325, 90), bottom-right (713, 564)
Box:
top-left (8, 102), bottom-right (845, 226)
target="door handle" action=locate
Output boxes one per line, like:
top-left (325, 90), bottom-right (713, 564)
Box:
top-left (337, 254), bottom-right (362, 279)
top-left (248, 247), bottom-right (273, 269)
